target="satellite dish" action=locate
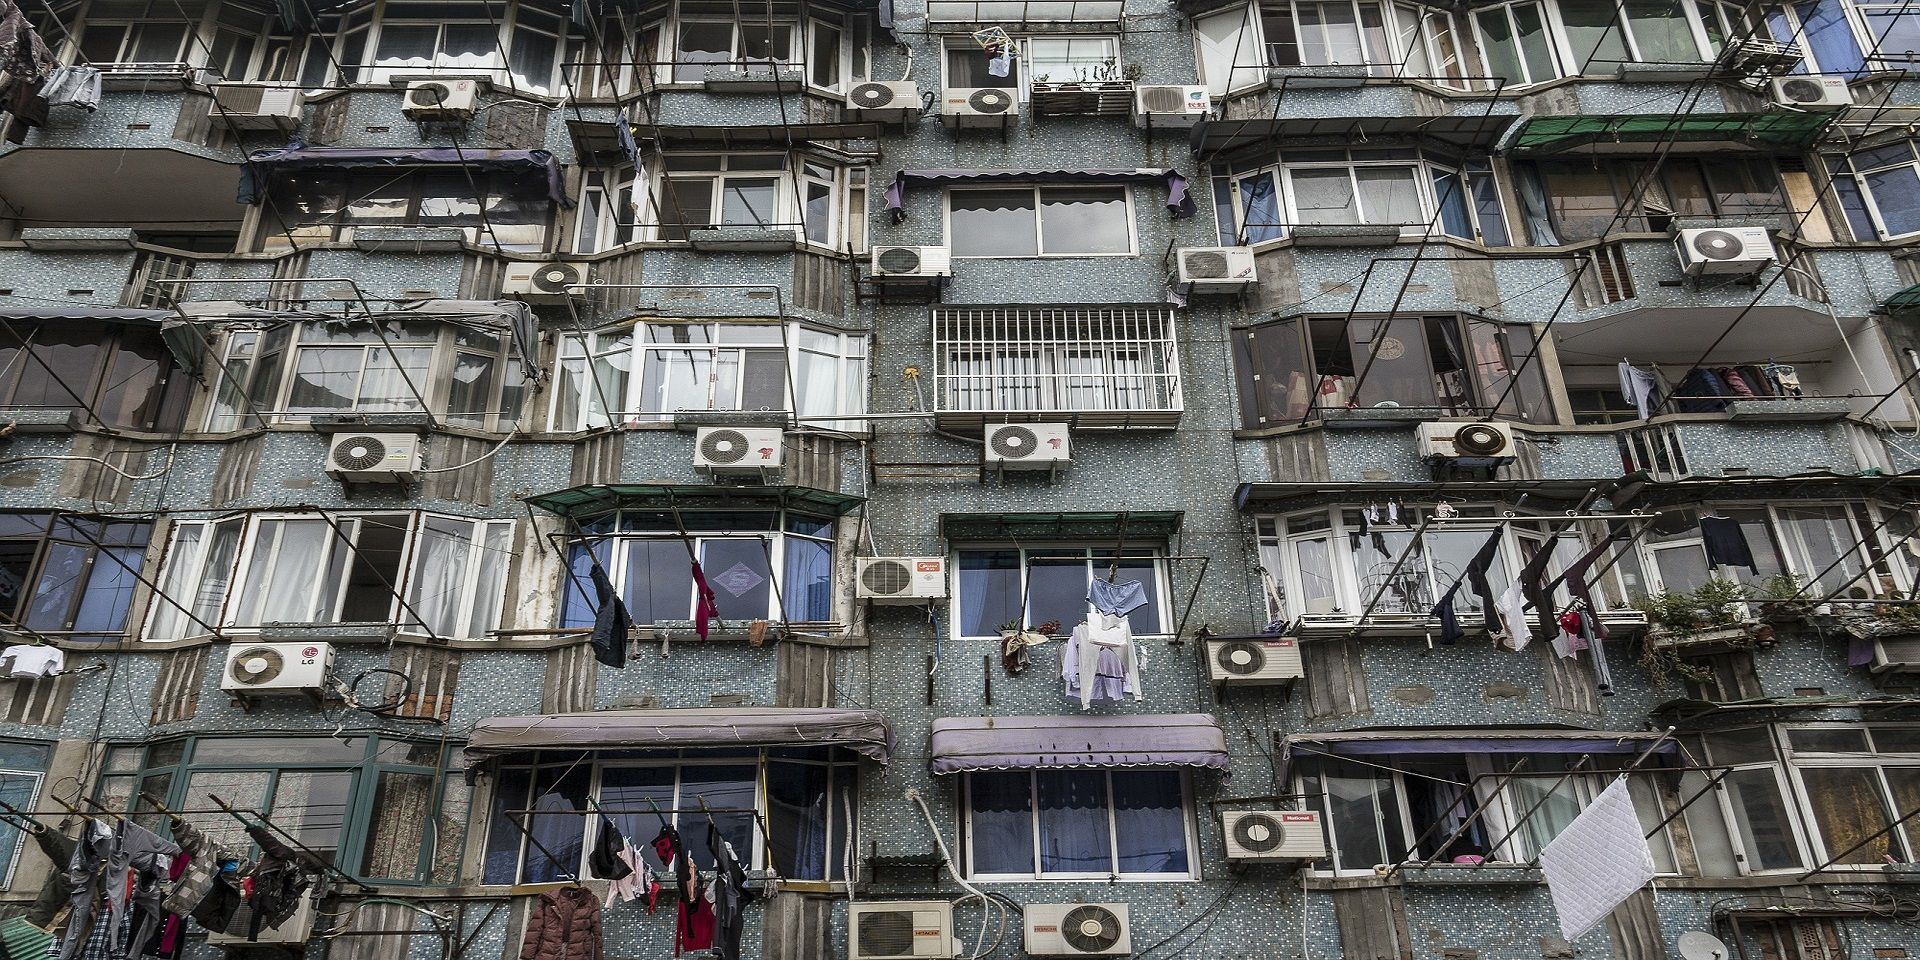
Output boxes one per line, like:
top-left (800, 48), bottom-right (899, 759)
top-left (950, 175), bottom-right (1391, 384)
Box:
top-left (1678, 931), bottom-right (1729, 960)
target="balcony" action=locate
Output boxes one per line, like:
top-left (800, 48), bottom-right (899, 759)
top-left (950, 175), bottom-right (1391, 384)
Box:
top-left (931, 304), bottom-right (1183, 429)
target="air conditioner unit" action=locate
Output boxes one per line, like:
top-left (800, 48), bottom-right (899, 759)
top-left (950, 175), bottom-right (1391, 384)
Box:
top-left (205, 890), bottom-right (319, 945)
top-left (1177, 246), bottom-right (1256, 291)
top-left (872, 246), bottom-right (951, 279)
top-left (984, 423), bottom-right (1070, 469)
top-left (1417, 421), bottom-right (1515, 459)
top-left (1771, 74), bottom-right (1852, 109)
top-left (846, 80), bottom-right (922, 121)
top-left (694, 426), bottom-right (785, 473)
top-left (209, 83), bottom-right (302, 130)
top-left (220, 642), bottom-right (335, 695)
top-left (402, 78), bottom-right (478, 119)
top-left (848, 901), bottom-right (957, 960)
top-left (1133, 84), bottom-right (1210, 127)
top-left (940, 87), bottom-right (1018, 127)
top-left (1221, 810), bottom-right (1328, 861)
top-left (1675, 226), bottom-right (1776, 276)
top-left (1023, 903), bottom-right (1130, 957)
top-left (857, 557), bottom-right (948, 603)
top-left (1205, 636), bottom-right (1303, 685)
top-left (503, 261), bottom-right (587, 302)
top-left (1873, 636), bottom-right (1920, 673)
top-left (325, 433), bottom-right (422, 482)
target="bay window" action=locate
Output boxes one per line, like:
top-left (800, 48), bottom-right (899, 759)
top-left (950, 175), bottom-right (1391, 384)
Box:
top-left (359, 1), bottom-right (564, 93)
top-left (628, 154), bottom-right (865, 249)
top-left (1828, 142), bottom-right (1920, 240)
top-left (0, 318), bottom-right (192, 432)
top-left (256, 169), bottom-right (552, 252)
top-left (1784, 725), bottom-right (1920, 867)
top-left (0, 515), bottom-right (151, 643)
top-left (76, 0), bottom-right (200, 66)
top-left (947, 185), bottom-right (1135, 257)
top-left (1636, 504), bottom-right (1896, 600)
top-left (1528, 156), bottom-right (1789, 243)
top-left (1473, 1), bottom-right (1561, 85)
top-left (962, 769), bottom-right (1195, 880)
top-left (560, 510), bottom-right (837, 626)
top-left (0, 741), bottom-right (49, 890)
top-left (953, 547), bottom-right (1168, 639)
top-left (1212, 149), bottom-right (1510, 244)
top-left (1260, 0), bottom-right (1467, 83)
top-left (1195, 4), bottom-right (1270, 95)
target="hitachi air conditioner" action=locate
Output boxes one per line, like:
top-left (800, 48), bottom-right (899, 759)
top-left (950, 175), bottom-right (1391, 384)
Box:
top-left (205, 890), bottom-right (319, 945)
top-left (984, 423), bottom-right (1070, 469)
top-left (402, 78), bottom-right (478, 119)
top-left (1771, 74), bottom-right (1852, 109)
top-left (1675, 227), bottom-right (1776, 276)
top-left (848, 901), bottom-right (957, 960)
top-left (1023, 903), bottom-right (1131, 957)
top-left (871, 246), bottom-right (951, 278)
top-left (221, 643), bottom-right (334, 695)
top-left (857, 557), bottom-right (949, 603)
top-left (325, 433), bottom-right (422, 482)
top-left (1206, 636), bottom-right (1304, 684)
top-left (1417, 421), bottom-right (1515, 459)
top-left (1133, 84), bottom-right (1210, 126)
top-left (1873, 636), bottom-right (1920, 673)
top-left (209, 83), bottom-right (301, 130)
top-left (694, 426), bottom-right (785, 473)
top-left (1177, 246), bottom-right (1257, 291)
top-left (1221, 809), bottom-right (1328, 861)
top-left (940, 87), bottom-right (1018, 127)
top-left (503, 261), bottom-right (587, 302)
top-left (846, 80), bottom-right (922, 121)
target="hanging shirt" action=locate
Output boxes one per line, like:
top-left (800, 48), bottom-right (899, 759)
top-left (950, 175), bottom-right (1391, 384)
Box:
top-left (1432, 582), bottom-right (1463, 645)
top-left (986, 48), bottom-right (1012, 77)
top-left (1, 644), bottom-right (62, 679)
top-left (1699, 517), bottom-right (1758, 574)
top-left (1495, 581), bottom-right (1531, 651)
top-left (1062, 615), bottom-right (1142, 709)
top-left (1617, 362), bottom-right (1660, 419)
top-left (588, 564), bottom-right (630, 669)
top-left (692, 562), bottom-right (721, 640)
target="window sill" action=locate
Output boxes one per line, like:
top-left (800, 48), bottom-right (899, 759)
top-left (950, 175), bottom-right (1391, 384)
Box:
top-left (949, 251), bottom-right (1140, 259)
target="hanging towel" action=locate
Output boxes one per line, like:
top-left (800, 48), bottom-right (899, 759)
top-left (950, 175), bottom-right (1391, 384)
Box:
top-left (1699, 517), bottom-right (1758, 574)
top-left (1495, 581), bottom-right (1531, 651)
top-left (1539, 778), bottom-right (1656, 940)
top-left (588, 563), bottom-right (630, 669)
top-left (38, 65), bottom-right (99, 111)
top-left (986, 48), bottom-right (1012, 77)
top-left (1617, 362), bottom-right (1660, 419)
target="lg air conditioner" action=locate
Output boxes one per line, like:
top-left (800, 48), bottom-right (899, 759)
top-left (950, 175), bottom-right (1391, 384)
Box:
top-left (846, 80), bottom-right (922, 122)
top-left (1873, 636), bottom-right (1920, 673)
top-left (402, 78), bottom-right (478, 119)
top-left (872, 246), bottom-right (951, 279)
top-left (857, 557), bottom-right (949, 603)
top-left (940, 87), bottom-right (1018, 127)
top-left (204, 890), bottom-right (319, 945)
top-left (1133, 84), bottom-right (1210, 127)
top-left (325, 433), bottom-right (422, 482)
top-left (1221, 809), bottom-right (1328, 861)
top-left (503, 261), bottom-right (587, 302)
top-left (1675, 227), bottom-right (1776, 276)
top-left (1177, 246), bottom-right (1257, 291)
top-left (848, 901), bottom-right (957, 960)
top-left (1205, 636), bottom-right (1304, 685)
top-left (1771, 74), bottom-right (1852, 109)
top-left (694, 426), bottom-right (785, 474)
top-left (1417, 421), bottom-right (1515, 459)
top-left (984, 423), bottom-right (1070, 469)
top-left (221, 642), bottom-right (335, 695)
top-left (1023, 903), bottom-right (1131, 957)
top-left (209, 83), bottom-right (301, 130)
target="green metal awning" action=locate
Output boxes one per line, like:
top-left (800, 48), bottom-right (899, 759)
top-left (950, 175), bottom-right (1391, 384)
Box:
top-left (939, 511), bottom-right (1183, 542)
top-left (1887, 282), bottom-right (1920, 315)
top-left (1506, 112), bottom-right (1832, 155)
top-left (525, 484), bottom-right (865, 518)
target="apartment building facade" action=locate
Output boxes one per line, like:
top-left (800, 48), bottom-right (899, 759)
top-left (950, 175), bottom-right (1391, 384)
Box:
top-left (2, 0), bottom-right (1920, 955)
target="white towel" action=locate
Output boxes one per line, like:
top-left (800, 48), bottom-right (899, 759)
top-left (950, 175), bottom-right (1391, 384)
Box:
top-left (1539, 777), bottom-right (1656, 940)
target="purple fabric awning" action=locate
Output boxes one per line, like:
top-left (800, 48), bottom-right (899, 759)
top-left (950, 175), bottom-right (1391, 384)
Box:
top-left (237, 140), bottom-right (570, 207)
top-left (885, 167), bottom-right (1196, 223)
top-left (464, 707), bottom-right (894, 767)
top-left (929, 714), bottom-right (1229, 774)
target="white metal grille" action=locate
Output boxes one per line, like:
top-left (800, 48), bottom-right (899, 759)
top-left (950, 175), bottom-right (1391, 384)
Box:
top-left (932, 305), bottom-right (1182, 428)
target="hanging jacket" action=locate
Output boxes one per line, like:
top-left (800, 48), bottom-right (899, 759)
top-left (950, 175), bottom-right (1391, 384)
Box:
top-left (57, 820), bottom-right (178, 960)
top-left (587, 818), bottom-right (631, 881)
top-left (708, 823), bottom-right (758, 960)
top-left (23, 827), bottom-right (75, 930)
top-left (241, 825), bottom-right (313, 936)
top-left (588, 563), bottom-right (629, 669)
top-left (519, 886), bottom-right (602, 960)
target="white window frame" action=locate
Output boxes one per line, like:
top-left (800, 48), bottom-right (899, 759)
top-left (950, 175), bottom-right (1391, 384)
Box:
top-left (630, 154), bottom-right (863, 250)
top-left (1216, 151), bottom-right (1466, 246)
top-left (943, 184), bottom-right (1140, 258)
top-left (405, 516), bottom-right (515, 640)
top-left (1636, 502), bottom-right (1905, 598)
top-left (936, 35), bottom-right (1124, 101)
top-left (1697, 727), bottom-right (1814, 875)
top-left (0, 767), bottom-right (43, 889)
top-left (949, 546), bottom-right (1175, 642)
top-left (1260, 0), bottom-right (1398, 71)
top-left (1195, 3), bottom-right (1271, 96)
top-left (357, 0), bottom-right (563, 93)
top-left (1832, 142), bottom-right (1920, 241)
top-left (1468, 0), bottom-right (1564, 86)
top-left (959, 769), bottom-right (1200, 881)
top-left (1778, 723), bottom-right (1920, 870)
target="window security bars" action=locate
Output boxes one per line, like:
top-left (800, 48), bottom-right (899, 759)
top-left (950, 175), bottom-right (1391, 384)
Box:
top-left (932, 305), bottom-right (1183, 428)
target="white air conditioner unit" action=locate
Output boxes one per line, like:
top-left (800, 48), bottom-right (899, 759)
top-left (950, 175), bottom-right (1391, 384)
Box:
top-left (1133, 84), bottom-right (1210, 127)
top-left (1417, 421), bottom-right (1515, 459)
top-left (857, 557), bottom-right (948, 603)
top-left (205, 890), bottom-right (320, 945)
top-left (848, 901), bottom-right (957, 960)
top-left (503, 261), bottom-right (587, 302)
top-left (1221, 809), bottom-right (1328, 861)
top-left (846, 80), bottom-right (922, 121)
top-left (325, 433), bottom-right (422, 482)
top-left (1177, 246), bottom-right (1256, 291)
top-left (1206, 636), bottom-right (1303, 684)
top-left (1023, 903), bottom-right (1130, 957)
top-left (209, 83), bottom-right (302, 130)
top-left (984, 423), bottom-right (1070, 469)
top-left (221, 642), bottom-right (335, 695)
top-left (402, 78), bottom-right (478, 119)
top-left (694, 426), bottom-right (785, 473)
top-left (940, 87), bottom-right (1018, 127)
top-left (871, 245), bottom-right (951, 278)
top-left (1873, 636), bottom-right (1920, 673)
top-left (1675, 226), bottom-right (1776, 276)
top-left (1771, 74), bottom-right (1852, 109)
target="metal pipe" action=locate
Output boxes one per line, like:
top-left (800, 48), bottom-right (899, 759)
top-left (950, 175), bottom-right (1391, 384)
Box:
top-left (1344, 515), bottom-right (1437, 640)
top-left (1793, 803), bottom-right (1920, 879)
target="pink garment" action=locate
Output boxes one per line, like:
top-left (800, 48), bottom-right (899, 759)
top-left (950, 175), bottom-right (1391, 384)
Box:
top-left (159, 852), bottom-right (189, 957)
top-left (603, 845), bottom-right (645, 907)
top-left (692, 562), bottom-right (720, 640)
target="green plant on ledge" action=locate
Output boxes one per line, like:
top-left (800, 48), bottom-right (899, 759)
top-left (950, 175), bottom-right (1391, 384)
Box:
top-left (1635, 578), bottom-right (1750, 632)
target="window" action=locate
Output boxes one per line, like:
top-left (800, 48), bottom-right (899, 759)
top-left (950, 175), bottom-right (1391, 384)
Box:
top-left (947, 186), bottom-right (1134, 257)
top-left (1636, 504), bottom-right (1896, 599)
top-left (145, 513), bottom-right (514, 641)
top-left (1828, 143), bottom-right (1920, 240)
top-left (932, 306), bottom-right (1181, 422)
top-left (481, 747), bottom-right (858, 884)
top-left (963, 769), bottom-right (1194, 880)
top-left (1195, 4), bottom-right (1270, 95)
top-left (668, 0), bottom-right (805, 83)
top-left (1531, 157), bottom-right (1789, 242)
top-left (1026, 36), bottom-right (1121, 85)
top-left (634, 154), bottom-right (865, 248)
top-left (1856, 0), bottom-right (1920, 66)
top-left (1211, 148), bottom-right (1506, 244)
top-left (0, 319), bottom-right (192, 431)
top-left (0, 515), bottom-right (151, 643)
top-left (94, 736), bottom-right (464, 884)
top-left (75, 0), bottom-right (202, 65)
top-left (1473, 0), bottom-right (1561, 85)
top-left (0, 741), bottom-right (49, 890)
top-left (257, 170), bottom-right (553, 252)
top-left (1259, 0), bottom-right (1468, 82)
top-left (1695, 728), bottom-right (1807, 872)
top-left (358, 1), bottom-right (563, 93)
top-left (548, 322), bottom-right (867, 430)
top-left (954, 547), bottom-right (1168, 639)
top-left (560, 510), bottom-right (837, 627)
top-left (1431, 161), bottom-right (1510, 245)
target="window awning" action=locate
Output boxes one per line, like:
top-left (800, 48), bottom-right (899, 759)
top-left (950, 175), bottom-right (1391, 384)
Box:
top-left (526, 483), bottom-right (866, 518)
top-left (939, 510), bottom-right (1182, 541)
top-left (464, 707), bottom-right (894, 766)
top-left (885, 168), bottom-right (1196, 223)
top-left (929, 714), bottom-right (1229, 774)
top-left (0, 305), bottom-right (209, 376)
top-left (1192, 115), bottom-right (1519, 154)
top-left (924, 0), bottom-right (1122, 23)
top-left (1888, 282), bottom-right (1920, 316)
top-left (175, 299), bottom-right (543, 383)
top-left (236, 142), bottom-right (570, 207)
top-left (1505, 113), bottom-right (1832, 156)
top-left (1277, 729), bottom-right (1676, 781)
top-left (1611, 469), bottom-right (1920, 509)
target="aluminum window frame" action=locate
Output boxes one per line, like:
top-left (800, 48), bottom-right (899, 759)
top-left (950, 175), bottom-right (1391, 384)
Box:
top-left (943, 184), bottom-right (1139, 259)
top-left (949, 545), bottom-right (1175, 642)
top-left (958, 768), bottom-right (1200, 882)
top-left (558, 509), bottom-right (838, 627)
top-left (1778, 722), bottom-right (1920, 869)
top-left (355, 0), bottom-right (564, 92)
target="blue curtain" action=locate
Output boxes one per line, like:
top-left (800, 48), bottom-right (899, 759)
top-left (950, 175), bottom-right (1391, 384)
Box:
top-left (1796, 0), bottom-right (1866, 74)
top-left (767, 761), bottom-right (830, 879)
top-left (1433, 170), bottom-right (1474, 239)
top-left (1240, 172), bottom-right (1284, 243)
top-left (1037, 771), bottom-right (1113, 874)
top-left (783, 537), bottom-right (833, 622)
top-left (967, 772), bottom-right (1035, 874)
top-left (1111, 771), bottom-right (1189, 874)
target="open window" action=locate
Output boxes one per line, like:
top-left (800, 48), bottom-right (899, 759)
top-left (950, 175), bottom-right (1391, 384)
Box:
top-left (1211, 148), bottom-right (1510, 245)
top-left (953, 547), bottom-right (1169, 640)
top-left (0, 515), bottom-right (152, 643)
top-left (618, 153), bottom-right (866, 250)
top-left (1259, 0), bottom-right (1468, 84)
top-left (0, 316), bottom-right (192, 432)
top-left (559, 509), bottom-right (838, 626)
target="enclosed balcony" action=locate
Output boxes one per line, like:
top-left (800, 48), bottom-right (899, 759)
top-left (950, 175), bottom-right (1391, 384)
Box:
top-left (931, 304), bottom-right (1183, 430)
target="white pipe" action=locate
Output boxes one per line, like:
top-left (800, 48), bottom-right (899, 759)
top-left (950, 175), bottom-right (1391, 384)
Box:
top-left (905, 788), bottom-right (1004, 960)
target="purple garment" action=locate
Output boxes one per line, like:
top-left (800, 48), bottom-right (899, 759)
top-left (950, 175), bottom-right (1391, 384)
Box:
top-left (1850, 636), bottom-right (1877, 667)
top-left (1062, 623), bottom-right (1137, 707)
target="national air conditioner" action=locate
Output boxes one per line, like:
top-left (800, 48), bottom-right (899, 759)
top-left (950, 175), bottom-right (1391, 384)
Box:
top-left (1133, 84), bottom-right (1210, 126)
top-left (1205, 636), bottom-right (1304, 684)
top-left (857, 557), bottom-right (948, 603)
top-left (1220, 809), bottom-right (1328, 861)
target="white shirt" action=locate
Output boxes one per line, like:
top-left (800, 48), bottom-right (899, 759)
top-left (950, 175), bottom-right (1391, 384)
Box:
top-left (0, 644), bottom-right (63, 679)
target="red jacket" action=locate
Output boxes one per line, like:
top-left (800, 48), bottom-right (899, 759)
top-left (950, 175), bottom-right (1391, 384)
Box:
top-left (520, 887), bottom-right (602, 960)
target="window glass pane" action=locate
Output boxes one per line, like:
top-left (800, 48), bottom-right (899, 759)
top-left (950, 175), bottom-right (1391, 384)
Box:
top-left (524, 765), bottom-right (589, 882)
top-left (1476, 8), bottom-right (1523, 81)
top-left (1798, 0), bottom-right (1864, 74)
top-left (375, 24), bottom-right (437, 67)
top-left (1559, 0), bottom-right (1629, 71)
top-left (677, 764), bottom-right (757, 867)
top-left (624, 540), bottom-right (696, 624)
top-left (1788, 729), bottom-right (1870, 753)
top-left (1505, 774), bottom-right (1586, 856)
top-left (1110, 771), bottom-right (1187, 874)
top-left (740, 23), bottom-right (793, 62)
top-left (1864, 7), bottom-right (1920, 62)
top-left (509, 26), bottom-right (558, 91)
top-left (1036, 770), bottom-right (1111, 874)
top-left (1625, 0), bottom-right (1699, 61)
top-left (720, 177), bottom-right (779, 227)
top-left (1468, 168), bottom-right (1510, 244)
top-left (1239, 171), bottom-right (1285, 243)
top-left (1512, 2), bottom-right (1558, 80)
top-left (1291, 169), bottom-right (1360, 225)
top-left (181, 770), bottom-right (271, 849)
top-left (946, 43), bottom-right (1017, 87)
top-left (951, 189), bottom-right (1038, 257)
top-left (1433, 169), bottom-right (1472, 238)
top-left (273, 771), bottom-right (354, 865)
top-left (599, 766), bottom-right (676, 870)
top-left (1027, 557), bottom-right (1089, 632)
top-left (131, 22), bottom-right (188, 61)
top-left (700, 539), bottom-right (774, 619)
top-left (676, 21), bottom-right (732, 81)
top-left (1724, 767), bottom-right (1803, 870)
top-left (767, 761), bottom-right (831, 879)
top-left (783, 535), bottom-right (832, 622)
top-left (69, 545), bottom-right (142, 636)
top-left (810, 22), bottom-right (842, 87)
top-left (0, 772), bottom-right (37, 883)
top-left (968, 772), bottom-right (1033, 875)
top-left (1801, 767), bottom-right (1896, 864)
top-left (661, 178), bottom-right (716, 239)
top-left (1355, 167), bottom-right (1422, 224)
top-left (804, 180), bottom-right (833, 244)
top-left (1884, 767), bottom-right (1920, 859)
top-left (958, 550), bottom-right (1021, 636)
top-left (1039, 187), bottom-right (1129, 254)
top-left (1027, 36), bottom-right (1117, 81)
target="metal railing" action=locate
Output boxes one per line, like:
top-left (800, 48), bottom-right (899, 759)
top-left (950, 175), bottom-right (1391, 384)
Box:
top-left (931, 305), bottom-right (1182, 427)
